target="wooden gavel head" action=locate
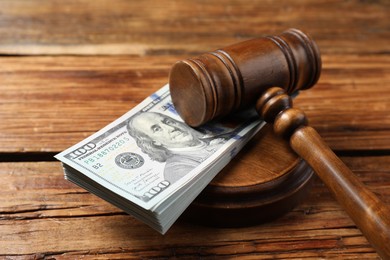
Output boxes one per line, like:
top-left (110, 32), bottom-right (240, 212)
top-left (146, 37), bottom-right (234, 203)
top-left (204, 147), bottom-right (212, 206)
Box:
top-left (169, 28), bottom-right (321, 127)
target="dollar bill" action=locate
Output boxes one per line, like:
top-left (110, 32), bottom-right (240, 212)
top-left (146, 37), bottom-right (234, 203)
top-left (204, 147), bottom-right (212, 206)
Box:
top-left (55, 84), bottom-right (265, 234)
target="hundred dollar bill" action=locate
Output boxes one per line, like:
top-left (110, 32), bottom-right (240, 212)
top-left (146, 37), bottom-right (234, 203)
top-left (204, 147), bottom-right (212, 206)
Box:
top-left (55, 84), bottom-right (265, 234)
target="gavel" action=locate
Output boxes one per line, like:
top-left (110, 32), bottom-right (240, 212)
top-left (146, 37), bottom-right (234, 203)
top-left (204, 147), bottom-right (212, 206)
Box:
top-left (169, 29), bottom-right (390, 259)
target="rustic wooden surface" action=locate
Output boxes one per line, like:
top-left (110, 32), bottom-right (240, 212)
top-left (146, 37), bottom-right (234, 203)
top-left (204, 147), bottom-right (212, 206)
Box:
top-left (0, 1), bottom-right (389, 259)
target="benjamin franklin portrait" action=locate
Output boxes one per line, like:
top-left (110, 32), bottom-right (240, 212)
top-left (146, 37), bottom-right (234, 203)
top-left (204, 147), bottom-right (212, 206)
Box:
top-left (127, 112), bottom-right (226, 184)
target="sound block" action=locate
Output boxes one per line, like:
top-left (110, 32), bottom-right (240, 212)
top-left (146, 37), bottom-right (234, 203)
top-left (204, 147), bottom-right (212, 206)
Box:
top-left (184, 124), bottom-right (314, 227)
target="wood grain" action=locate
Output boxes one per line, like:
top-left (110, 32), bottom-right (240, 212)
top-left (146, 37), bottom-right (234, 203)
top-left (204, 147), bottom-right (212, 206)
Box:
top-left (0, 0), bottom-right (387, 56)
top-left (0, 54), bottom-right (388, 153)
top-left (0, 55), bottom-right (175, 153)
top-left (0, 156), bottom-right (389, 258)
top-left (257, 87), bottom-right (390, 258)
top-left (295, 54), bottom-right (390, 151)
top-left (0, 0), bottom-right (388, 258)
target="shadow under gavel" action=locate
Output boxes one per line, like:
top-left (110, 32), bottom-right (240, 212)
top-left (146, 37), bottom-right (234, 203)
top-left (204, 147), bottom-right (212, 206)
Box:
top-left (169, 29), bottom-right (390, 259)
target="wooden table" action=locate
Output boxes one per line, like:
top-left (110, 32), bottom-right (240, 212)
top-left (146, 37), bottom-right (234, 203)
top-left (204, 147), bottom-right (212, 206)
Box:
top-left (0, 1), bottom-right (389, 259)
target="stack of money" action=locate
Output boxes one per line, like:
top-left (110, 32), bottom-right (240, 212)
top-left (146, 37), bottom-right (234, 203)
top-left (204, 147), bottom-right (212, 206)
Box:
top-left (55, 85), bottom-right (264, 234)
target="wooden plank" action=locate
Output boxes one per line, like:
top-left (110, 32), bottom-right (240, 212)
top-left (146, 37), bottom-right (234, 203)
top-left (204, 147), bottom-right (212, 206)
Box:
top-left (0, 156), bottom-right (388, 258)
top-left (295, 54), bottom-right (390, 151)
top-left (0, 54), bottom-right (389, 153)
top-left (0, 55), bottom-right (175, 153)
top-left (0, 0), bottom-right (388, 55)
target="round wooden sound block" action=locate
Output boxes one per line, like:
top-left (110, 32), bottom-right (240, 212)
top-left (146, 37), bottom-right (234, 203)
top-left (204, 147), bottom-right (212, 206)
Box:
top-left (184, 124), bottom-right (314, 227)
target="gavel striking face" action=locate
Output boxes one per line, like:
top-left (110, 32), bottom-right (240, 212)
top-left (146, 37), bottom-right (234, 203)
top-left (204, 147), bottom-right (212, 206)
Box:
top-left (169, 29), bottom-right (390, 259)
top-left (169, 28), bottom-right (321, 127)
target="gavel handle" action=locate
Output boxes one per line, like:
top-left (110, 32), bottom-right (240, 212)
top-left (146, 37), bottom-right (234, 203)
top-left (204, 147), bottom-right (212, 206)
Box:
top-left (292, 126), bottom-right (390, 258)
top-left (256, 87), bottom-right (390, 259)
